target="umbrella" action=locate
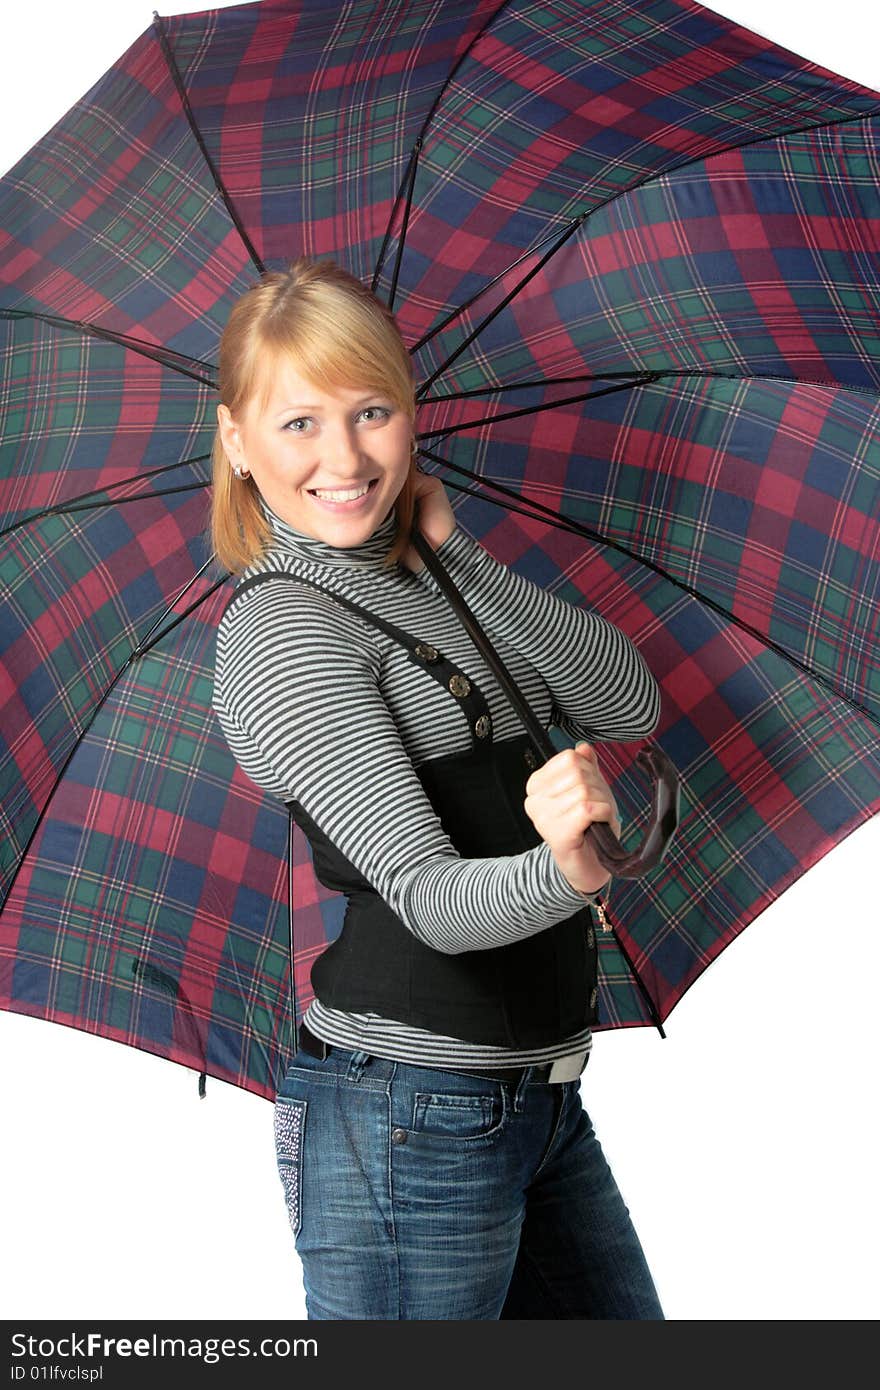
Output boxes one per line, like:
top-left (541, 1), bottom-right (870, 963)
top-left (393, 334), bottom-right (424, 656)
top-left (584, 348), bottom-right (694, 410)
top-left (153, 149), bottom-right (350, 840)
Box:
top-left (2, 0), bottom-right (879, 1124)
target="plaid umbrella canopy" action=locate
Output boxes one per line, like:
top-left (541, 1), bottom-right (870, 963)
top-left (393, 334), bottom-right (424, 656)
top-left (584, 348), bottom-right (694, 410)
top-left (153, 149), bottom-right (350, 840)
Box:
top-left (1, 0), bottom-right (878, 1107)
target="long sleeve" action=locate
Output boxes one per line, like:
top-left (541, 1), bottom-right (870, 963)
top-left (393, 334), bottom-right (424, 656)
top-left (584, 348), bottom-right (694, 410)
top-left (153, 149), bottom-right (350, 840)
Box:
top-left (418, 524), bottom-right (661, 744)
top-left (214, 581), bottom-right (598, 957)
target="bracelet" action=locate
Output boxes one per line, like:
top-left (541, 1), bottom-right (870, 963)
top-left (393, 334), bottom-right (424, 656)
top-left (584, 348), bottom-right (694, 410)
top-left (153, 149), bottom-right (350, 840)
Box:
top-left (594, 889), bottom-right (612, 933)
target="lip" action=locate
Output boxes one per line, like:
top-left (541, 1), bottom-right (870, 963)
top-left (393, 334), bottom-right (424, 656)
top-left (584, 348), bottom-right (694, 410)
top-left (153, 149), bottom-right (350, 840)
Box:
top-left (306, 478), bottom-right (379, 513)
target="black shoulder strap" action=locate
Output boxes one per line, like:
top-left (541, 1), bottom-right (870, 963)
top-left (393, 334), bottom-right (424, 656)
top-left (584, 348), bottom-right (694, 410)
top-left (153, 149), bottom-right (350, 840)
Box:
top-left (226, 569), bottom-right (427, 653)
top-left (225, 568), bottom-right (495, 751)
top-left (225, 522), bottom-right (549, 762)
top-left (409, 527), bottom-right (549, 766)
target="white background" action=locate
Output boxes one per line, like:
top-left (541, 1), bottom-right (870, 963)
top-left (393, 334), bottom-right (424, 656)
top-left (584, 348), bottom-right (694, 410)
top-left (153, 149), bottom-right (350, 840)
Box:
top-left (1, 0), bottom-right (878, 1322)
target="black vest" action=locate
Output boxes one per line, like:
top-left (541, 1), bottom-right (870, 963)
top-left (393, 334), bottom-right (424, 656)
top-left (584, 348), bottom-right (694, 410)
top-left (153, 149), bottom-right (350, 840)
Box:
top-left (225, 569), bottom-right (599, 1049)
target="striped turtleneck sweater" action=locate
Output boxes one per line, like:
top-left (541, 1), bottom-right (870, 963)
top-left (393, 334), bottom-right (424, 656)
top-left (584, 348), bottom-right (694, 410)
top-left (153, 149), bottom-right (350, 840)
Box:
top-left (212, 493), bottom-right (661, 1068)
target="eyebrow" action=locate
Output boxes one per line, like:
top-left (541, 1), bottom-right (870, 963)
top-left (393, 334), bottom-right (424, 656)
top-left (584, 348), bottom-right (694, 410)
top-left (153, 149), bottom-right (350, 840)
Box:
top-left (272, 394), bottom-right (386, 416)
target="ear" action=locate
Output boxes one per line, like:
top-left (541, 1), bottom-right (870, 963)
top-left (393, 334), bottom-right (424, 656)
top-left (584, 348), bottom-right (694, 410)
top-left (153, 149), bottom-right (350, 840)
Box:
top-left (217, 403), bottom-right (246, 469)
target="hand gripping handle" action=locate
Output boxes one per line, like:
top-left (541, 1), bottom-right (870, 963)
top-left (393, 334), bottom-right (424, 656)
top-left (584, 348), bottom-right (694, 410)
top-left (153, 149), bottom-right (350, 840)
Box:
top-left (410, 524), bottom-right (680, 879)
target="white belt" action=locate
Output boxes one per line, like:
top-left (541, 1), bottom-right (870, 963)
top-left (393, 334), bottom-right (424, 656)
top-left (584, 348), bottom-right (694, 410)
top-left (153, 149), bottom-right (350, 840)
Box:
top-left (547, 1047), bottom-right (590, 1083)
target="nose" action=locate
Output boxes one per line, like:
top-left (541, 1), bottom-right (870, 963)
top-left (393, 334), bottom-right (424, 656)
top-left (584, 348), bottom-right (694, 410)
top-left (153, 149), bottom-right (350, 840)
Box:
top-left (327, 420), bottom-right (366, 474)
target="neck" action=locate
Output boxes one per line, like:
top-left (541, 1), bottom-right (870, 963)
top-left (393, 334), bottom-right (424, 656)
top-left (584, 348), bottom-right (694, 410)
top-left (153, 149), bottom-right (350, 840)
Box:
top-left (256, 493), bottom-right (399, 570)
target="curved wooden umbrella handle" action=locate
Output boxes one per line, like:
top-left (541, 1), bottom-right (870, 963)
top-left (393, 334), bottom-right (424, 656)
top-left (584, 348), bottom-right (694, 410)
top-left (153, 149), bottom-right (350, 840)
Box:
top-left (583, 742), bottom-right (680, 878)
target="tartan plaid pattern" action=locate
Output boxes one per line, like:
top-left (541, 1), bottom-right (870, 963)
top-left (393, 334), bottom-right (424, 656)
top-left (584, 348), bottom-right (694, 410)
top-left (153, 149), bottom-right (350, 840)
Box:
top-left (413, 115), bottom-right (880, 391)
top-left (0, 314), bottom-right (215, 523)
top-left (1, 0), bottom-right (879, 1099)
top-left (1, 567), bottom-right (299, 1096)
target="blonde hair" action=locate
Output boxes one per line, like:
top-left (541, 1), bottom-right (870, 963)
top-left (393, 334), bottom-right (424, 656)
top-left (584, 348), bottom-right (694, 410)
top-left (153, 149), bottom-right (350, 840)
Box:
top-left (210, 257), bottom-right (418, 575)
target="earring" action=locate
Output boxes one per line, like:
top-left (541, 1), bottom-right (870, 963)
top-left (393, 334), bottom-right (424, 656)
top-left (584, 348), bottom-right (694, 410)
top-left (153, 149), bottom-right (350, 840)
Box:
top-left (232, 464), bottom-right (250, 479)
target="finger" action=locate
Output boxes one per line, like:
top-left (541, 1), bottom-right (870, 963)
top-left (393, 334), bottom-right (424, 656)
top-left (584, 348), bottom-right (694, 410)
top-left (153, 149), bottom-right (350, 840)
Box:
top-left (529, 762), bottom-right (610, 805)
top-left (581, 799), bottom-right (617, 825)
top-left (549, 786), bottom-right (617, 824)
top-left (526, 746), bottom-right (592, 796)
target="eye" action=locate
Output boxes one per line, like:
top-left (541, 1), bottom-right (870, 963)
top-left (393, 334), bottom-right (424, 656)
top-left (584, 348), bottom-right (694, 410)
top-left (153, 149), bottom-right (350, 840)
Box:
top-left (284, 417), bottom-right (311, 433)
top-left (359, 406), bottom-right (391, 422)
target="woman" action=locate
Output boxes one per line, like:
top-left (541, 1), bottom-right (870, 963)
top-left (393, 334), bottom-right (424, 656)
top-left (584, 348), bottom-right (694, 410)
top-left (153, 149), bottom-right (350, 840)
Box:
top-left (210, 257), bottom-right (664, 1320)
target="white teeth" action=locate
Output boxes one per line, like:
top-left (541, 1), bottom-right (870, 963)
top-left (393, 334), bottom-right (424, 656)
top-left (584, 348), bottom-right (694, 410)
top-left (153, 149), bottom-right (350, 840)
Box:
top-left (312, 483), bottom-right (371, 501)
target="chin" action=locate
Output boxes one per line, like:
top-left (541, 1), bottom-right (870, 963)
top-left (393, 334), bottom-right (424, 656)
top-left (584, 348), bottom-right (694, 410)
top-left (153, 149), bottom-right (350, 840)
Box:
top-left (300, 513), bottom-right (371, 544)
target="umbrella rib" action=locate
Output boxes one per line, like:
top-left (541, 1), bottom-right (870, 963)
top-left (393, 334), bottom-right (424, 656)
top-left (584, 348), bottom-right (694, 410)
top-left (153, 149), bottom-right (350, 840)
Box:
top-left (0, 307), bottom-right (217, 387)
top-left (408, 220), bottom-right (585, 356)
top-left (126, 557), bottom-right (229, 663)
top-left (418, 371), bottom-right (638, 400)
top-left (416, 443), bottom-right (880, 733)
top-left (2, 564), bottom-right (231, 923)
top-left (151, 11), bottom-right (265, 278)
top-left (410, 0), bottom-right (517, 164)
top-left (386, 137), bottom-right (421, 314)
top-left (4, 482), bottom-right (211, 537)
top-left (0, 463), bottom-right (213, 541)
top-left (371, 143), bottom-right (420, 300)
top-left (371, 0), bottom-right (516, 293)
top-left (200, 871), bottom-right (292, 1091)
top-left (647, 366), bottom-right (880, 401)
top-left (418, 375), bottom-right (660, 436)
top-left (415, 213), bottom-right (588, 396)
top-left (218, 939), bottom-right (282, 1098)
top-left (418, 366), bottom-right (880, 406)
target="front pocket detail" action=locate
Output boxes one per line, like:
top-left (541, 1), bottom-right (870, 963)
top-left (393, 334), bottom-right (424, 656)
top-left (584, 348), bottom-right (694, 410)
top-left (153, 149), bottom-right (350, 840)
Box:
top-left (411, 1091), bottom-right (500, 1139)
top-left (274, 1096), bottom-right (307, 1238)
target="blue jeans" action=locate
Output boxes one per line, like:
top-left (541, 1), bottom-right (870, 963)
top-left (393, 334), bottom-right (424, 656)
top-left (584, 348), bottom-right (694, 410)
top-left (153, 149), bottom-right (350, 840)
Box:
top-left (273, 1043), bottom-right (664, 1320)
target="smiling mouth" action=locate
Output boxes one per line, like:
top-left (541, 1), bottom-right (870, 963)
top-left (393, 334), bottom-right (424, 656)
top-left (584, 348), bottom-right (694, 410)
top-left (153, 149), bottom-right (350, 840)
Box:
top-left (307, 478), bottom-right (379, 501)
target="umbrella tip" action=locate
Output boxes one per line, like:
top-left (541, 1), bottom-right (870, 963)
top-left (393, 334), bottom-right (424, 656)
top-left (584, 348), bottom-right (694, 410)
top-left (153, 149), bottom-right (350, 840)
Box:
top-left (198, 1070), bottom-right (207, 1098)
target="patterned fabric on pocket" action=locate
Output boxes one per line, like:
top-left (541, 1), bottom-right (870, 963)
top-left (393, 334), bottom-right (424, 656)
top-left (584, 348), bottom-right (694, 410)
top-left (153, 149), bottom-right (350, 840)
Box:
top-left (274, 1096), bottom-right (307, 1239)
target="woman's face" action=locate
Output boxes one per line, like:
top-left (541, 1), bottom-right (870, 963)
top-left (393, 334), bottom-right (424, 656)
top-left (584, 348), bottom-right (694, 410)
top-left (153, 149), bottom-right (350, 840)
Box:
top-left (217, 355), bottom-right (413, 546)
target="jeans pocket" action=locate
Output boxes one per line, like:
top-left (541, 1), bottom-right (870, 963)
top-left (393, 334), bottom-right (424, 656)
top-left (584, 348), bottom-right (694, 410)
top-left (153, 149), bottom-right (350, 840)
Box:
top-left (411, 1089), bottom-right (505, 1141)
top-left (274, 1095), bottom-right (308, 1239)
